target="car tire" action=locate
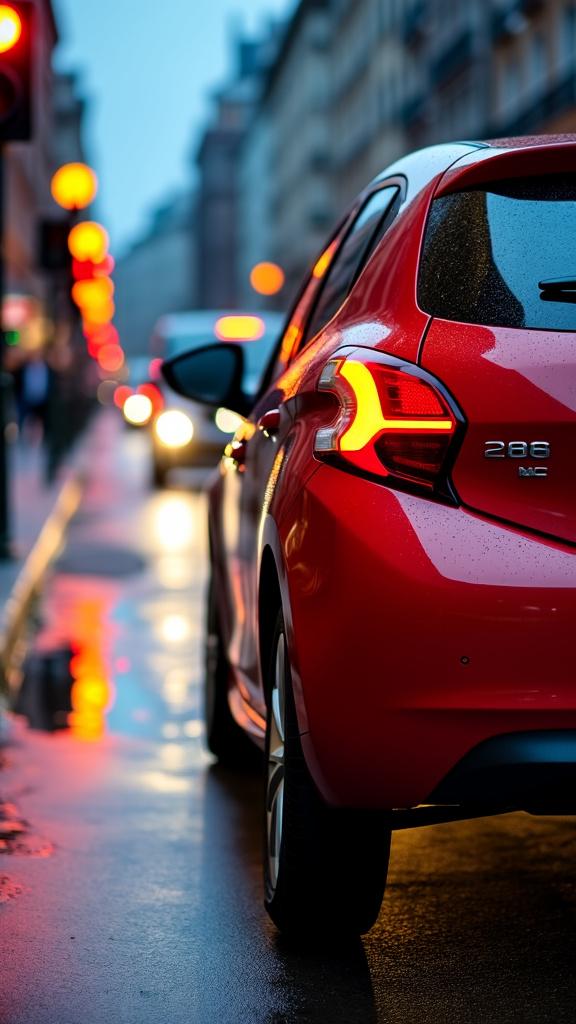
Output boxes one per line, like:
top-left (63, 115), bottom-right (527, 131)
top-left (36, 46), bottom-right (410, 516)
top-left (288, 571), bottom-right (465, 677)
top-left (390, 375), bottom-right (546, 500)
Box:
top-left (264, 609), bottom-right (391, 936)
top-left (204, 574), bottom-right (260, 768)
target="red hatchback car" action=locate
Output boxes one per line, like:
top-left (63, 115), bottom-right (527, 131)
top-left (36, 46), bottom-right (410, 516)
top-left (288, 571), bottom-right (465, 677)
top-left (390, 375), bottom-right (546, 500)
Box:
top-left (164, 136), bottom-right (576, 936)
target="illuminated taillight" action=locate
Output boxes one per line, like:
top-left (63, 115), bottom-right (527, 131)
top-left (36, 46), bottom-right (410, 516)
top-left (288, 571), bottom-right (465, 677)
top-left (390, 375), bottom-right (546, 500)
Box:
top-left (315, 353), bottom-right (463, 495)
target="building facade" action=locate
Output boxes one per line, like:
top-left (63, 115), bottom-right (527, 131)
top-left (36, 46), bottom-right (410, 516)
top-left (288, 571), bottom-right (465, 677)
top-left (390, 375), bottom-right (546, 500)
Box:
top-left (114, 192), bottom-right (196, 357)
top-left (233, 0), bottom-right (576, 305)
top-left (195, 30), bottom-right (280, 309)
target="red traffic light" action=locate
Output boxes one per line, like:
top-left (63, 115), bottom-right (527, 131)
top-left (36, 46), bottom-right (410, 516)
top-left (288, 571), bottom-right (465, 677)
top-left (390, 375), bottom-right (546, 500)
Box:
top-left (0, 1), bottom-right (32, 141)
top-left (0, 6), bottom-right (21, 53)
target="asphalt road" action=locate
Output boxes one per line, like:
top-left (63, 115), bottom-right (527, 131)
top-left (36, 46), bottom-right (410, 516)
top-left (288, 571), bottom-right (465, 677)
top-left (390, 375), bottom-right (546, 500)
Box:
top-left (1, 412), bottom-right (575, 1024)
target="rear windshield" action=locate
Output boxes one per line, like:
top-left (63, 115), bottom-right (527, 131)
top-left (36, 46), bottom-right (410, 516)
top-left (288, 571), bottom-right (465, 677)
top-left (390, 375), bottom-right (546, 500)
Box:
top-left (418, 177), bottom-right (576, 331)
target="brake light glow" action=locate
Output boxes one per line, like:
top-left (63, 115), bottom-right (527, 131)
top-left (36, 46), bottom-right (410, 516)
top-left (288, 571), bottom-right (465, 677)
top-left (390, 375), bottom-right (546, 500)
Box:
top-left (315, 354), bottom-right (460, 492)
top-left (215, 315), bottom-right (265, 341)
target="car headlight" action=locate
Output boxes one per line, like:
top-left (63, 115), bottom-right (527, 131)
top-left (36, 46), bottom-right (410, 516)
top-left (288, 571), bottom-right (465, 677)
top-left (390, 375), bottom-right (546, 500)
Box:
top-left (154, 410), bottom-right (194, 448)
top-left (123, 393), bottom-right (153, 426)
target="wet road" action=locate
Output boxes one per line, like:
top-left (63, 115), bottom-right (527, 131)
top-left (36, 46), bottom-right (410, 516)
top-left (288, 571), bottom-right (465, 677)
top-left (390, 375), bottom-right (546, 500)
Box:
top-left (1, 412), bottom-right (576, 1024)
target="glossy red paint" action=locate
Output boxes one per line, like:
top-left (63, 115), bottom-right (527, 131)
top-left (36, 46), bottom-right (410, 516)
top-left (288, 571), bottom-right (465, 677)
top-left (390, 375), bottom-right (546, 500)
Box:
top-left (421, 320), bottom-right (576, 545)
top-left (206, 137), bottom-right (576, 810)
top-left (287, 465), bottom-right (576, 807)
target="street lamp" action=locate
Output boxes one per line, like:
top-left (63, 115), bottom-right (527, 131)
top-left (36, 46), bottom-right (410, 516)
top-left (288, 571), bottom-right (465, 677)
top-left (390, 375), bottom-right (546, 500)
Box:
top-left (51, 162), bottom-right (98, 212)
top-left (68, 221), bottom-right (109, 263)
top-left (249, 261), bottom-right (285, 297)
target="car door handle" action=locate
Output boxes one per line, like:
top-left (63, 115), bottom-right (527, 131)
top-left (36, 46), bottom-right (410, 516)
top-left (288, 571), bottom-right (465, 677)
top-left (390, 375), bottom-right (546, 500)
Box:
top-left (257, 409), bottom-right (280, 436)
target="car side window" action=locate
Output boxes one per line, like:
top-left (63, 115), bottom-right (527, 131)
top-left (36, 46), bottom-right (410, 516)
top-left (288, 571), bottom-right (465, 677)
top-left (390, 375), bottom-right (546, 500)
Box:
top-left (301, 184), bottom-right (401, 347)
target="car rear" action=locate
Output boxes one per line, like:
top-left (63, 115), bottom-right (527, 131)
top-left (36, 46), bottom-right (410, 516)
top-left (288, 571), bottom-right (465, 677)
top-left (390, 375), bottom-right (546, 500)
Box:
top-left (287, 139), bottom-right (576, 813)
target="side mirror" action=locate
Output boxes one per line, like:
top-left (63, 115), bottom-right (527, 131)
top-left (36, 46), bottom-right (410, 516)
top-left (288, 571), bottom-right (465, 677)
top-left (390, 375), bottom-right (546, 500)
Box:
top-left (161, 343), bottom-right (249, 415)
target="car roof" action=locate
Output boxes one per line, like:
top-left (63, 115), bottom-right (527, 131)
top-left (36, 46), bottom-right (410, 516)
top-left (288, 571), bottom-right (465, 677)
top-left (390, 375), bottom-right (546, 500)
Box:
top-left (367, 134), bottom-right (576, 204)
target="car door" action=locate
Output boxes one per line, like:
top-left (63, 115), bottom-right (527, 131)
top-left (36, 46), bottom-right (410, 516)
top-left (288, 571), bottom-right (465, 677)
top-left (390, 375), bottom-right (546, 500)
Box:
top-left (221, 182), bottom-right (404, 718)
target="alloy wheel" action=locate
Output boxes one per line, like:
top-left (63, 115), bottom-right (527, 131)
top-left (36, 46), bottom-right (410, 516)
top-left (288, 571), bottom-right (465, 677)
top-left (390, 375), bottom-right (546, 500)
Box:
top-left (266, 631), bottom-right (286, 891)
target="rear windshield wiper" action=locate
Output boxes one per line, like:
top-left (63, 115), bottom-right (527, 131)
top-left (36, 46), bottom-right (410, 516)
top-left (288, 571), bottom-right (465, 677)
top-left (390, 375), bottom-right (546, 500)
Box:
top-left (539, 276), bottom-right (576, 291)
top-left (538, 277), bottom-right (576, 303)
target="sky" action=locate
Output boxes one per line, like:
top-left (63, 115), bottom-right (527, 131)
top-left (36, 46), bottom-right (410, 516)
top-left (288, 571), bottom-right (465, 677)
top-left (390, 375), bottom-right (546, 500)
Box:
top-left (53, 0), bottom-right (292, 255)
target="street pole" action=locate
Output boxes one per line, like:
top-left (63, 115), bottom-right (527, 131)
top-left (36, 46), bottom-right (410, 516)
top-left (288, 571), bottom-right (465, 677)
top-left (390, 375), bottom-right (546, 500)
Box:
top-left (0, 145), bottom-right (11, 558)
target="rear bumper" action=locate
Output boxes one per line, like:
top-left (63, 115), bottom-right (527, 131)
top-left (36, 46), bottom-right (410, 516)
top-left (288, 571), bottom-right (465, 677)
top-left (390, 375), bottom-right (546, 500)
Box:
top-left (283, 464), bottom-right (576, 809)
top-left (429, 730), bottom-right (576, 812)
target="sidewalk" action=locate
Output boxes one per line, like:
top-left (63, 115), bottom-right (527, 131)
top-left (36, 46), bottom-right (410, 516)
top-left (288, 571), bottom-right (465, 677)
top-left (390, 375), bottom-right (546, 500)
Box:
top-left (0, 416), bottom-right (103, 698)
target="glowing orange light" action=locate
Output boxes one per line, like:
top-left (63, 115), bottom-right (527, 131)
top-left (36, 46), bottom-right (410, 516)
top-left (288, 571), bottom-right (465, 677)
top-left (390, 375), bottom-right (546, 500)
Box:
top-left (68, 221), bottom-right (109, 263)
top-left (67, 599), bottom-right (115, 742)
top-left (81, 300), bottom-right (115, 326)
top-left (0, 6), bottom-right (21, 53)
top-left (114, 385), bottom-right (132, 409)
top-left (338, 361), bottom-right (453, 452)
top-left (73, 255), bottom-right (115, 281)
top-left (51, 163), bottom-right (98, 211)
top-left (249, 261), bottom-right (285, 296)
top-left (71, 677), bottom-right (110, 711)
top-left (215, 315), bottom-right (265, 341)
top-left (72, 277), bottom-right (114, 309)
top-left (313, 241), bottom-right (337, 280)
top-left (97, 343), bottom-right (124, 373)
top-left (280, 322), bottom-right (302, 363)
top-left (83, 323), bottom-right (119, 346)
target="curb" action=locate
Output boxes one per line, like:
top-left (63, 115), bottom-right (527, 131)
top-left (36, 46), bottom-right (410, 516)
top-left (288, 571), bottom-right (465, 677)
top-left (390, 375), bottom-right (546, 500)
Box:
top-left (0, 470), bottom-right (84, 698)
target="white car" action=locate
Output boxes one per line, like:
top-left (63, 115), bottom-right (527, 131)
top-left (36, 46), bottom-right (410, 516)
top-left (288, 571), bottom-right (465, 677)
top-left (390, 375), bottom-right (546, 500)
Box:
top-left (150, 310), bottom-right (284, 486)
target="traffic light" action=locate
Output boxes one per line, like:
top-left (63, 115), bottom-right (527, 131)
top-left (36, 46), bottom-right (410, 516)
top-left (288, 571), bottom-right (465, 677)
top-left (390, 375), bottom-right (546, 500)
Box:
top-left (0, 3), bottom-right (32, 142)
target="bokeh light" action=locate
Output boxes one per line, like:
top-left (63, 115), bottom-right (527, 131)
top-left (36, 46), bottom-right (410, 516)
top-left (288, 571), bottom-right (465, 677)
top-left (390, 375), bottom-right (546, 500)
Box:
top-left (51, 162), bottom-right (98, 211)
top-left (249, 261), bottom-right (285, 296)
top-left (215, 407), bottom-right (242, 434)
top-left (97, 343), bottom-right (124, 373)
top-left (0, 6), bottom-right (21, 53)
top-left (154, 410), bottom-right (194, 448)
top-left (114, 384), bottom-right (132, 409)
top-left (68, 221), bottom-right (109, 262)
top-left (215, 314), bottom-right (265, 341)
top-left (123, 393), bottom-right (153, 426)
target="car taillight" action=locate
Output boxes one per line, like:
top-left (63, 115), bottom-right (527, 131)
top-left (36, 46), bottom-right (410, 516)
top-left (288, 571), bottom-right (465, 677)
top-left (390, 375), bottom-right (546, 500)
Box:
top-left (314, 352), bottom-right (464, 496)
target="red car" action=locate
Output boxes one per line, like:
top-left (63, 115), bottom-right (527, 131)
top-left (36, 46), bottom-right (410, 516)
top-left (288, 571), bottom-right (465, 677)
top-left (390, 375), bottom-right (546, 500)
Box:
top-left (163, 136), bottom-right (576, 937)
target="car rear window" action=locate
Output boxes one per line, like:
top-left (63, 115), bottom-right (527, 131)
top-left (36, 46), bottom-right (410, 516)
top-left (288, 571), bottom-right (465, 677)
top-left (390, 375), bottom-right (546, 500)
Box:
top-left (418, 176), bottom-right (576, 331)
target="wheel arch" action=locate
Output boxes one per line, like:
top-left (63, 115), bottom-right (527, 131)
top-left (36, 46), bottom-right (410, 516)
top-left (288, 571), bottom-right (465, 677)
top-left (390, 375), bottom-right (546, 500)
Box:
top-left (257, 515), bottom-right (309, 733)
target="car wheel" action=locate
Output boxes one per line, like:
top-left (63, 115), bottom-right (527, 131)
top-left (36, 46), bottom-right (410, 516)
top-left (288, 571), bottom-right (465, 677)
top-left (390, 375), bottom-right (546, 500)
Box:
top-left (204, 574), bottom-right (260, 768)
top-left (264, 609), bottom-right (391, 936)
